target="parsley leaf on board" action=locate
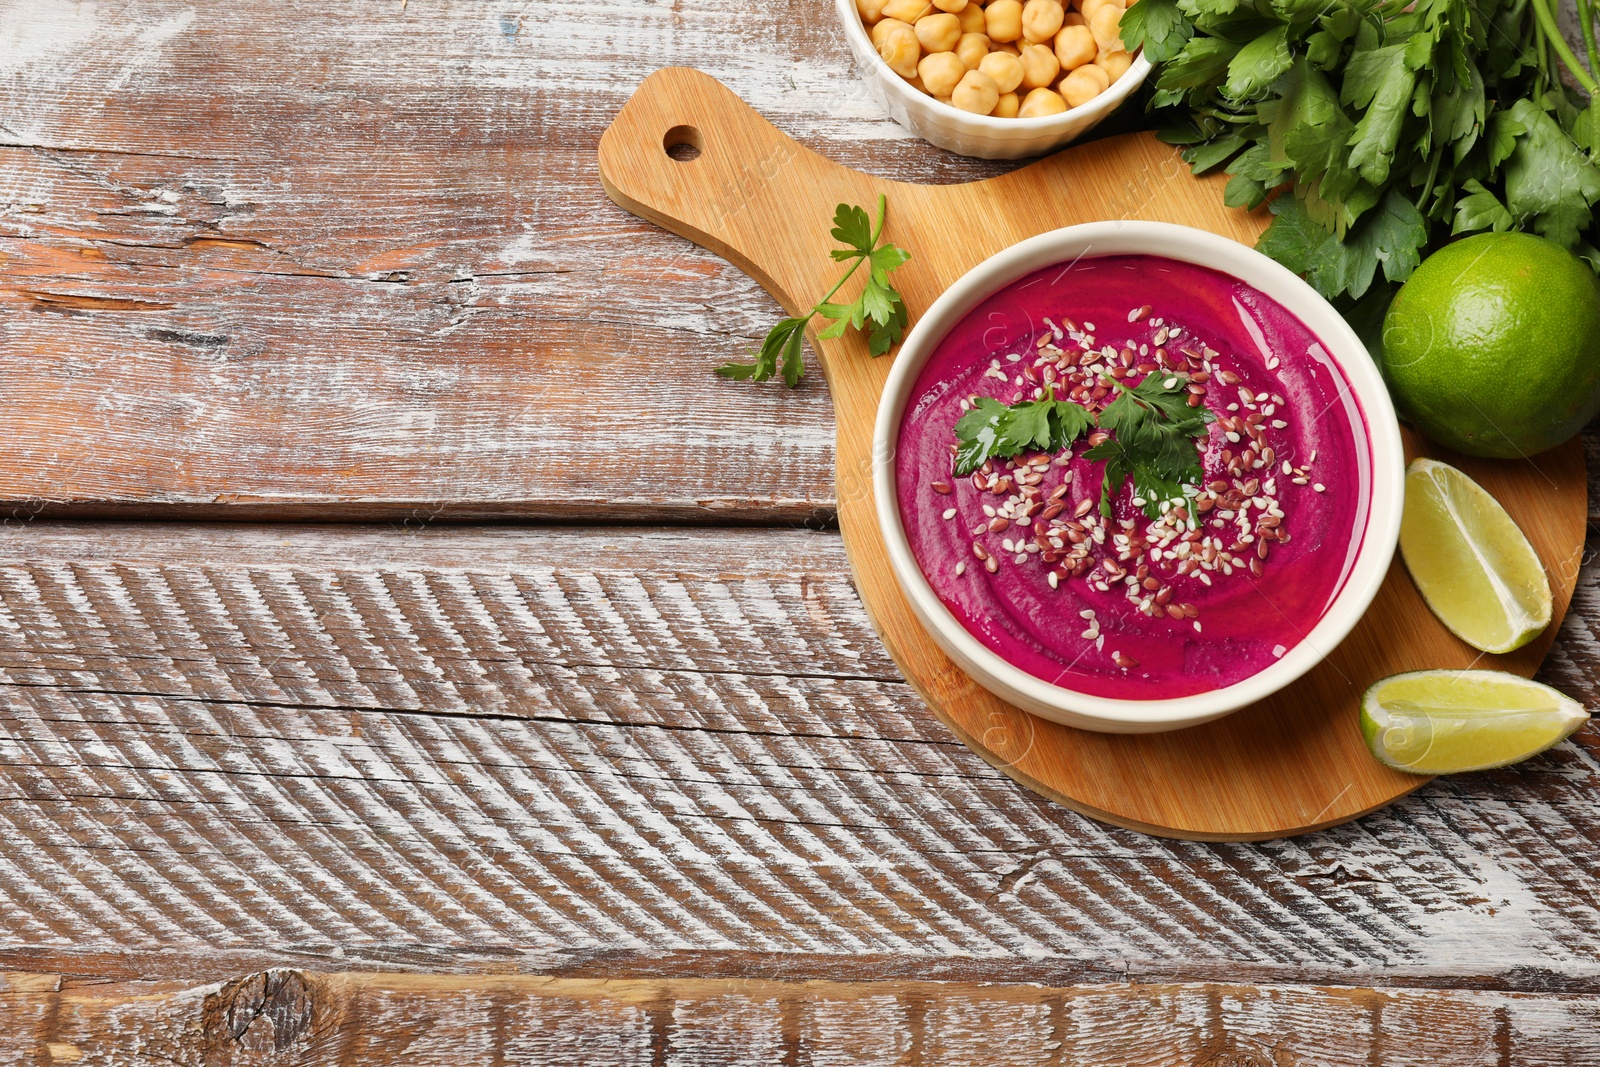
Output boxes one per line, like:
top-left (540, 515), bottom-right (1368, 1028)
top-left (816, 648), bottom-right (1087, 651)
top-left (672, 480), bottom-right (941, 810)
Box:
top-left (952, 386), bottom-right (1094, 476)
top-left (718, 195), bottom-right (911, 385)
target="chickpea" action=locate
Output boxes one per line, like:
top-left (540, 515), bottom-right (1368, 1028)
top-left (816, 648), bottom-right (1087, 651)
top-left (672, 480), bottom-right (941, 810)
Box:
top-left (915, 12), bottom-right (962, 51)
top-left (1062, 10), bottom-right (1086, 24)
top-left (979, 50), bottom-right (1024, 93)
top-left (872, 16), bottom-right (907, 46)
top-left (882, 0), bottom-right (935, 22)
top-left (1095, 47), bottom-right (1132, 81)
top-left (1078, 0), bottom-right (1122, 25)
top-left (984, 0), bottom-right (1024, 42)
top-left (1021, 0), bottom-right (1065, 43)
top-left (1018, 42), bottom-right (1059, 88)
top-left (952, 69), bottom-right (1001, 113)
top-left (956, 31), bottom-right (991, 68)
top-left (992, 39), bottom-right (1022, 54)
top-left (1053, 23), bottom-right (1095, 68)
top-left (858, 0), bottom-right (889, 23)
top-left (919, 50), bottom-right (968, 96)
top-left (956, 2), bottom-right (988, 32)
top-left (1061, 60), bottom-right (1109, 105)
top-left (907, 73), bottom-right (931, 94)
top-left (874, 19), bottom-right (923, 78)
top-left (993, 90), bottom-right (1021, 117)
top-left (933, 0), bottom-right (969, 9)
top-left (1088, 4), bottom-right (1122, 48)
top-left (1017, 86), bottom-right (1068, 116)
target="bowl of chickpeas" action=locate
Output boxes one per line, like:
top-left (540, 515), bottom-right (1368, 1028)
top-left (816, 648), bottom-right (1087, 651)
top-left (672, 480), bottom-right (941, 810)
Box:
top-left (838, 0), bottom-right (1150, 159)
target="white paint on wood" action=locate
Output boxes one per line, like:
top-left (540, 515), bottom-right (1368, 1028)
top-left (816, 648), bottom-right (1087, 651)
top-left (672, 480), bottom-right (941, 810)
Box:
top-left (0, 523), bottom-right (1593, 985)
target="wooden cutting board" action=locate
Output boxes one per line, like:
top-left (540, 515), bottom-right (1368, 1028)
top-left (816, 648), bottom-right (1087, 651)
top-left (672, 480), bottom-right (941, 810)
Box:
top-left (597, 67), bottom-right (1587, 840)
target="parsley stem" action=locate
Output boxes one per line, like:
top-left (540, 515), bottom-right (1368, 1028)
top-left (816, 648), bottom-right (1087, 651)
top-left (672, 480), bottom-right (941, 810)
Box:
top-left (1579, 0), bottom-right (1600, 89)
top-left (1531, 0), bottom-right (1598, 93)
top-left (1414, 150), bottom-right (1442, 213)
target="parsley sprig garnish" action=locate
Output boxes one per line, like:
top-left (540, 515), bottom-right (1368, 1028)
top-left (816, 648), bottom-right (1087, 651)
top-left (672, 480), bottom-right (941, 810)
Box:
top-left (1083, 374), bottom-right (1215, 519)
top-left (952, 386), bottom-right (1094, 475)
top-left (952, 374), bottom-right (1215, 519)
top-left (717, 195), bottom-right (910, 387)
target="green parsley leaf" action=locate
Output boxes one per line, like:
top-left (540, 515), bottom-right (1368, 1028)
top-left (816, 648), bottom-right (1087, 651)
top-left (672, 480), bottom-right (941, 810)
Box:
top-left (1120, 0), bottom-right (1193, 62)
top-left (1486, 109), bottom-right (1527, 168)
top-left (1342, 39), bottom-right (1421, 186)
top-left (719, 195), bottom-right (911, 386)
top-left (1452, 178), bottom-right (1515, 234)
top-left (951, 387), bottom-right (1094, 476)
top-left (1156, 36), bottom-right (1238, 100)
top-left (829, 203), bottom-right (873, 258)
top-left (1258, 188), bottom-right (1426, 300)
top-left (1501, 98), bottom-right (1600, 248)
top-left (1224, 26), bottom-right (1292, 101)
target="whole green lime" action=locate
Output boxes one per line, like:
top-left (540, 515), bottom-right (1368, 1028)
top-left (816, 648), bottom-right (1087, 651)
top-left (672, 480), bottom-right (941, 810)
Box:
top-left (1380, 232), bottom-right (1600, 457)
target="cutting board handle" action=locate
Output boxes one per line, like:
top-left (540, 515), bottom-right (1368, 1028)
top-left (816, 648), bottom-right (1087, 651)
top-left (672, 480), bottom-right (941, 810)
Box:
top-left (598, 67), bottom-right (881, 315)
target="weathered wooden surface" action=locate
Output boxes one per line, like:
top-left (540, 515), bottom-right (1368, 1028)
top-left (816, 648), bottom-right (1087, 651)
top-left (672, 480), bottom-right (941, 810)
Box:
top-left (0, 0), bottom-right (1002, 523)
top-left (0, 523), bottom-right (1596, 996)
top-left (4, 969), bottom-right (1600, 1066)
top-left (5, 0), bottom-right (1600, 1059)
top-left (5, 0), bottom-right (1599, 525)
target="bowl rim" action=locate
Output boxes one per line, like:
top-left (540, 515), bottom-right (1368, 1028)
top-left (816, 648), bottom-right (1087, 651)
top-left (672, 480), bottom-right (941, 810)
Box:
top-left (871, 221), bottom-right (1406, 731)
top-left (834, 0), bottom-right (1154, 132)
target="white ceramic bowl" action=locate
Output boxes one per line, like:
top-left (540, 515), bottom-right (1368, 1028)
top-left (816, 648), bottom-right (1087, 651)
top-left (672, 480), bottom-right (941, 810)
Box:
top-left (873, 222), bottom-right (1405, 733)
top-left (836, 0), bottom-right (1152, 159)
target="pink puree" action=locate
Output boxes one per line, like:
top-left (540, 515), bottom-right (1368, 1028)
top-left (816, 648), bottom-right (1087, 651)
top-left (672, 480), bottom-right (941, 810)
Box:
top-left (896, 255), bottom-right (1370, 700)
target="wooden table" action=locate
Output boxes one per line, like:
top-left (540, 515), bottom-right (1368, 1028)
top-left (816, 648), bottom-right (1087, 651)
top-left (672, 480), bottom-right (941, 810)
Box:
top-left (1, 2), bottom-right (1598, 1062)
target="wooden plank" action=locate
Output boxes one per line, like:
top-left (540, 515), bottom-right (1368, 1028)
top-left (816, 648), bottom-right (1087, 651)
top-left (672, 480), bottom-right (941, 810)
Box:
top-left (2, 970), bottom-right (1597, 1065)
top-left (0, 0), bottom-right (1021, 522)
top-left (0, 523), bottom-right (1595, 988)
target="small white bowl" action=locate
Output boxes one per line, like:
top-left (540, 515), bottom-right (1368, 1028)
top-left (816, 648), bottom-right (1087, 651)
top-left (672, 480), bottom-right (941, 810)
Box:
top-left (873, 222), bottom-right (1405, 733)
top-left (835, 0), bottom-right (1152, 159)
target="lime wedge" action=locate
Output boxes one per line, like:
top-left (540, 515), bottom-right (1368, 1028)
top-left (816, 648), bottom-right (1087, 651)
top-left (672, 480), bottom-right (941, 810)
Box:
top-left (1361, 670), bottom-right (1588, 775)
top-left (1400, 458), bottom-right (1551, 654)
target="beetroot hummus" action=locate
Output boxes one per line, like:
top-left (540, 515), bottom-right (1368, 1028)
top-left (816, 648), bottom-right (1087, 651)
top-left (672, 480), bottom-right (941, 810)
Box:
top-left (896, 255), bottom-right (1371, 700)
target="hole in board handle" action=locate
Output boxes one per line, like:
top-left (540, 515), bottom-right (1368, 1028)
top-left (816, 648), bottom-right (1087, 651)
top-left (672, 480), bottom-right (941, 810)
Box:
top-left (663, 125), bottom-right (703, 162)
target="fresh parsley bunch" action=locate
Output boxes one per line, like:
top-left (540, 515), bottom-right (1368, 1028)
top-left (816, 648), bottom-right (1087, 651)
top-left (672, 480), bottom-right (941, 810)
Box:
top-left (1123, 0), bottom-right (1600, 317)
top-left (718, 195), bottom-right (910, 387)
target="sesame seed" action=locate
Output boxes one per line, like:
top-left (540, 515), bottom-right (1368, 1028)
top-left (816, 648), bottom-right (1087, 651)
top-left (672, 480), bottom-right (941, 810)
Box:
top-left (942, 508), bottom-right (957, 520)
top-left (956, 561), bottom-right (966, 576)
top-left (1313, 483), bottom-right (1326, 493)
